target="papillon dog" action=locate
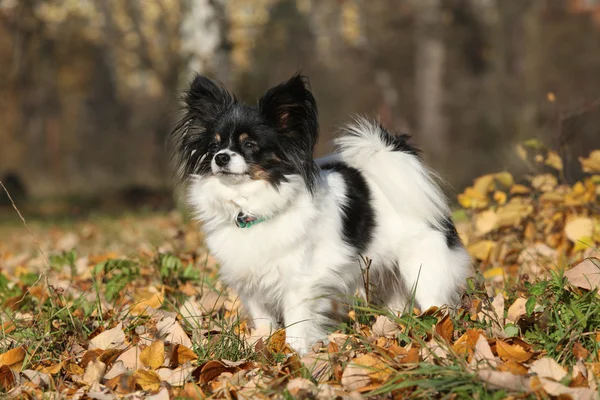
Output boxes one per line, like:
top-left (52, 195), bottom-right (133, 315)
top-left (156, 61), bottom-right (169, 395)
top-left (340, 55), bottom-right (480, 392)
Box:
top-left (171, 74), bottom-right (472, 354)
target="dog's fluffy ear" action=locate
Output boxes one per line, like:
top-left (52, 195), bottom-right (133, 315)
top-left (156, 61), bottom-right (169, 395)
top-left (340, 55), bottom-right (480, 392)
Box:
top-left (259, 74), bottom-right (319, 151)
top-left (185, 75), bottom-right (234, 123)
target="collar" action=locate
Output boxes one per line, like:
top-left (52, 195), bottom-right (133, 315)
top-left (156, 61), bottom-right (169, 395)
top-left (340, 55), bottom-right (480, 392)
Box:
top-left (235, 212), bottom-right (269, 228)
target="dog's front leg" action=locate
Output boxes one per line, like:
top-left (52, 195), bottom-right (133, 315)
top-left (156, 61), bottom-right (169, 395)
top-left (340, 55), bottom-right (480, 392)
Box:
top-left (283, 288), bottom-right (327, 356)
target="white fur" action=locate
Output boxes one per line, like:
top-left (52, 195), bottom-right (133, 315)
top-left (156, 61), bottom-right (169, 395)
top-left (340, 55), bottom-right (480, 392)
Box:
top-left (187, 118), bottom-right (472, 355)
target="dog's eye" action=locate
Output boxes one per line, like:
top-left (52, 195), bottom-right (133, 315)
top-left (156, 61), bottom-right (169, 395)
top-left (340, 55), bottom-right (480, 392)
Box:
top-left (243, 141), bottom-right (258, 150)
top-left (208, 142), bottom-right (219, 152)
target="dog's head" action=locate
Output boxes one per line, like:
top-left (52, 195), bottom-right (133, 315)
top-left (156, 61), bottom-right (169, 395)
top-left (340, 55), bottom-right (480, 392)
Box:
top-left (171, 74), bottom-right (319, 192)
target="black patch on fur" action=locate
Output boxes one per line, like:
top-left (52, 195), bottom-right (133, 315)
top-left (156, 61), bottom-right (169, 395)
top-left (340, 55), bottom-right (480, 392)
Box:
top-left (439, 216), bottom-right (461, 248)
top-left (322, 163), bottom-right (375, 251)
top-left (374, 122), bottom-right (421, 158)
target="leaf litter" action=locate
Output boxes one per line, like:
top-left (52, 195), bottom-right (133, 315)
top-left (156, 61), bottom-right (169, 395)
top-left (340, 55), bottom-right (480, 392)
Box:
top-left (0, 149), bottom-right (600, 398)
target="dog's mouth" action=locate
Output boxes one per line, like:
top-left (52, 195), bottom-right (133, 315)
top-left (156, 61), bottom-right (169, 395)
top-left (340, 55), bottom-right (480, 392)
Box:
top-left (216, 171), bottom-right (246, 176)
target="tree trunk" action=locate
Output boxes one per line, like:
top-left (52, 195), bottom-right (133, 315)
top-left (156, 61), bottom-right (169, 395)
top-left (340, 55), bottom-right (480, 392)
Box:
top-left (412, 0), bottom-right (447, 163)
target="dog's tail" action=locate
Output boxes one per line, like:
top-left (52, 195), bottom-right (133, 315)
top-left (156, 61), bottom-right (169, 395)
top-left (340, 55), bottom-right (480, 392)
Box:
top-left (335, 117), bottom-right (450, 230)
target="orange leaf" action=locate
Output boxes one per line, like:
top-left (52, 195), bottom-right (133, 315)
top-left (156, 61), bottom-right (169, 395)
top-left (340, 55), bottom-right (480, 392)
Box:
top-left (140, 340), bottom-right (165, 370)
top-left (267, 329), bottom-right (287, 354)
top-left (0, 365), bottom-right (17, 391)
top-left (435, 314), bottom-right (454, 342)
top-left (0, 347), bottom-right (26, 371)
top-left (398, 347), bottom-right (420, 364)
top-left (171, 344), bottom-right (198, 367)
top-left (497, 360), bottom-right (529, 375)
top-left (496, 340), bottom-right (532, 363)
top-left (199, 360), bottom-right (236, 383)
top-left (573, 342), bottom-right (589, 361)
top-left (39, 361), bottom-right (64, 375)
top-left (453, 329), bottom-right (482, 357)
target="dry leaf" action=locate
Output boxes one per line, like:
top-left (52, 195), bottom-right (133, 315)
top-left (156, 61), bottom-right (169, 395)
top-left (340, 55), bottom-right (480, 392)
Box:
top-left (468, 240), bottom-right (496, 261)
top-left (351, 354), bottom-right (392, 382)
top-left (286, 378), bottom-right (317, 397)
top-left (82, 359), bottom-right (106, 385)
top-left (171, 344), bottom-right (198, 366)
top-left (140, 340), bottom-right (165, 370)
top-left (89, 323), bottom-right (125, 350)
top-left (573, 342), bottom-right (590, 360)
top-left (301, 353), bottom-right (331, 383)
top-left (435, 314), bottom-right (454, 342)
top-left (130, 292), bottom-right (164, 316)
top-left (267, 329), bottom-right (287, 354)
top-left (580, 150), bottom-right (600, 173)
top-left (146, 387), bottom-right (170, 400)
top-left (495, 340), bottom-right (532, 363)
top-left (0, 347), bottom-right (25, 371)
top-left (341, 361), bottom-right (371, 391)
top-left (565, 217), bottom-right (593, 243)
top-left (497, 360), bottom-right (528, 375)
top-left (476, 369), bottom-right (531, 392)
top-left (471, 334), bottom-right (497, 368)
top-left (545, 151), bottom-right (563, 171)
top-left (372, 316), bottom-right (400, 338)
top-left (506, 298), bottom-right (527, 324)
top-left (474, 210), bottom-right (498, 236)
top-left (156, 317), bottom-right (192, 348)
top-left (134, 369), bottom-right (161, 391)
top-left (0, 365), bottom-right (17, 391)
top-left (529, 357), bottom-right (567, 381)
top-left (564, 258), bottom-right (600, 291)
top-left (199, 360), bottom-right (236, 383)
top-left (156, 365), bottom-right (195, 386)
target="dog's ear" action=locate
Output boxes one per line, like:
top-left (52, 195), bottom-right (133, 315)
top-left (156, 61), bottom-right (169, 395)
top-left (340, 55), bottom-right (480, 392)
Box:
top-left (185, 75), bottom-right (234, 123)
top-left (259, 74), bottom-right (318, 150)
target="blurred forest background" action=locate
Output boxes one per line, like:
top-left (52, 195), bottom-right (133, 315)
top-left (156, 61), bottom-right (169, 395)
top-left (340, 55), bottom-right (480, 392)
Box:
top-left (1, 0), bottom-right (600, 213)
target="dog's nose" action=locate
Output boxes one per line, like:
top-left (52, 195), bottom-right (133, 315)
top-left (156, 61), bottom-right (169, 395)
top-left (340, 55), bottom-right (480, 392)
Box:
top-left (215, 153), bottom-right (230, 167)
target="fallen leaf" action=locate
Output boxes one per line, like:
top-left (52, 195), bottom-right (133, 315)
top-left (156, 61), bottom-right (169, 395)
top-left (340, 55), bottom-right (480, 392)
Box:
top-left (477, 369), bottom-right (531, 392)
top-left (565, 217), bottom-right (593, 243)
top-left (496, 340), bottom-right (532, 363)
top-left (351, 354), bottom-right (392, 382)
top-left (134, 369), bottom-right (161, 391)
top-left (564, 258), bottom-right (600, 291)
top-left (372, 315), bottom-right (400, 338)
top-left (341, 361), bottom-right (371, 391)
top-left (171, 344), bottom-right (198, 367)
top-left (0, 365), bottom-right (17, 391)
top-left (157, 365), bottom-right (195, 386)
top-left (529, 357), bottom-right (567, 381)
top-left (506, 298), bottom-right (527, 324)
top-left (286, 378), bottom-right (317, 397)
top-left (573, 342), bottom-right (590, 361)
top-left (130, 292), bottom-right (164, 316)
top-left (435, 314), bottom-right (454, 342)
top-left (267, 329), bottom-right (287, 354)
top-left (140, 340), bottom-right (165, 370)
top-left (301, 353), bottom-right (331, 383)
top-left (545, 151), bottom-right (563, 171)
top-left (89, 323), bottom-right (125, 350)
top-left (0, 347), bottom-right (25, 371)
top-left (82, 359), bottom-right (106, 385)
top-left (468, 240), bottom-right (496, 261)
top-left (474, 210), bottom-right (498, 236)
top-left (146, 387), bottom-right (170, 400)
top-left (579, 150), bottom-right (600, 173)
top-left (497, 360), bottom-right (528, 375)
top-left (471, 334), bottom-right (497, 368)
top-left (199, 360), bottom-right (236, 383)
top-left (156, 317), bottom-right (192, 348)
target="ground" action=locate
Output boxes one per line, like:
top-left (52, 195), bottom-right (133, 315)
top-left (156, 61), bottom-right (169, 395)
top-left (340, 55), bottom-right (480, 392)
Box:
top-left (0, 149), bottom-right (600, 399)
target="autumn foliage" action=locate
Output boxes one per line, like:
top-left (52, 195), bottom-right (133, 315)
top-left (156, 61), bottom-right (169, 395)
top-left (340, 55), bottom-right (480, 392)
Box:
top-left (0, 148), bottom-right (600, 398)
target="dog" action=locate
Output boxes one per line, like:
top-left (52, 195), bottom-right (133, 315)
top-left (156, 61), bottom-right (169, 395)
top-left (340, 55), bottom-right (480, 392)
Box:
top-left (171, 74), bottom-right (472, 355)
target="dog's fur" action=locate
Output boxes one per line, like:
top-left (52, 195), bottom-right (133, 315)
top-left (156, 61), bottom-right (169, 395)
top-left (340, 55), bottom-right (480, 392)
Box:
top-left (171, 74), bottom-right (472, 354)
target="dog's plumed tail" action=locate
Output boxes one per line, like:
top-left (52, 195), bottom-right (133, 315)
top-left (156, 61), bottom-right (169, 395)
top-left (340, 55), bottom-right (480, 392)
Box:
top-left (335, 117), bottom-right (450, 229)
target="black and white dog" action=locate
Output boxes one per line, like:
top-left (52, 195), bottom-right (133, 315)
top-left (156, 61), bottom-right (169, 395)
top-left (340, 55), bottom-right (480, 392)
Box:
top-left (171, 74), bottom-right (472, 354)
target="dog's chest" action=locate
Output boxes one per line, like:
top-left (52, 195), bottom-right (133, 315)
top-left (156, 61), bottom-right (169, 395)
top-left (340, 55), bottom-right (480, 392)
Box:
top-left (205, 222), bottom-right (307, 293)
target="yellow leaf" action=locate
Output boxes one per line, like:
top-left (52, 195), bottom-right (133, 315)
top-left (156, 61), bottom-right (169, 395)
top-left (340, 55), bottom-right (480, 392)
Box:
top-left (496, 340), bottom-right (532, 363)
top-left (0, 347), bottom-right (25, 371)
top-left (496, 200), bottom-right (534, 228)
top-left (458, 187), bottom-right (489, 209)
top-left (173, 344), bottom-right (198, 366)
top-left (493, 191), bottom-right (507, 205)
top-left (140, 340), bottom-right (165, 370)
top-left (39, 361), bottom-right (64, 375)
top-left (565, 217), bottom-right (593, 243)
top-left (579, 150), bottom-right (600, 173)
top-left (531, 174), bottom-right (557, 192)
top-left (494, 172), bottom-right (514, 188)
top-left (473, 174), bottom-right (495, 195)
top-left (267, 329), bottom-right (287, 354)
top-left (510, 184), bottom-right (531, 195)
top-left (483, 267), bottom-right (504, 280)
top-left (351, 354), bottom-right (392, 382)
top-left (468, 240), bottom-right (496, 261)
top-left (474, 210), bottom-right (498, 237)
top-left (130, 292), bottom-right (164, 316)
top-left (573, 237), bottom-right (593, 252)
top-left (134, 369), bottom-right (161, 391)
top-left (545, 151), bottom-right (563, 171)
